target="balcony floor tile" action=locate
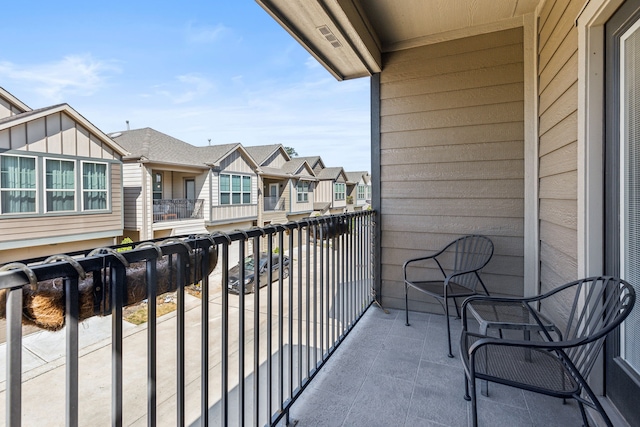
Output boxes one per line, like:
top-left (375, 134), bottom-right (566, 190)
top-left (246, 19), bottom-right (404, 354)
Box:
top-left (289, 306), bottom-right (586, 427)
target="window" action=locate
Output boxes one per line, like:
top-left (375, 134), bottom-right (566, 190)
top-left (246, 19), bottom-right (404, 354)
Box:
top-left (297, 180), bottom-right (310, 202)
top-left (45, 159), bottom-right (75, 212)
top-left (0, 155), bottom-right (36, 214)
top-left (82, 162), bottom-right (108, 210)
top-left (357, 184), bottom-right (366, 200)
top-left (220, 173), bottom-right (251, 205)
top-left (153, 172), bottom-right (163, 200)
top-left (334, 182), bottom-right (345, 201)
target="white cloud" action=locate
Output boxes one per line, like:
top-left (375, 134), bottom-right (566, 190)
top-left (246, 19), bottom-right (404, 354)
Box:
top-left (154, 73), bottom-right (215, 104)
top-left (0, 55), bottom-right (120, 102)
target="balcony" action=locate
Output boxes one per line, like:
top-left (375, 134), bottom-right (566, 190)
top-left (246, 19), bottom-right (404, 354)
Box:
top-left (209, 203), bottom-right (258, 224)
top-left (153, 198), bottom-right (204, 222)
top-left (0, 210), bottom-right (600, 426)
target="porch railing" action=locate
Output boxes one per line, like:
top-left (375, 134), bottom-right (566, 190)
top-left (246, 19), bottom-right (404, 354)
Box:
top-left (0, 211), bottom-right (376, 426)
top-left (264, 196), bottom-right (285, 211)
top-left (153, 198), bottom-right (204, 222)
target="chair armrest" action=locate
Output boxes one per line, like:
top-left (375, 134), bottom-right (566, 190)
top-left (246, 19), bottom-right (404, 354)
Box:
top-left (403, 253), bottom-right (446, 282)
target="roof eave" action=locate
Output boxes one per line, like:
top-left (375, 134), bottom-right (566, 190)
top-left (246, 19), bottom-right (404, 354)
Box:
top-left (255, 0), bottom-right (381, 81)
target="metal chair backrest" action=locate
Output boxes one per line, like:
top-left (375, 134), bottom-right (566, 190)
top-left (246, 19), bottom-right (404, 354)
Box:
top-left (442, 235), bottom-right (494, 290)
top-left (538, 277), bottom-right (635, 379)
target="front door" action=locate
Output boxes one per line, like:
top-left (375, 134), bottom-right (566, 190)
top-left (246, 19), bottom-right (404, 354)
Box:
top-left (269, 183), bottom-right (278, 198)
top-left (185, 179), bottom-right (195, 200)
top-left (604, 0), bottom-right (640, 421)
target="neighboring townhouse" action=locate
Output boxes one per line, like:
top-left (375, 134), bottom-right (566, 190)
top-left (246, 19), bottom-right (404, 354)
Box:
top-left (0, 87), bottom-right (127, 263)
top-left (297, 156), bottom-right (325, 175)
top-left (345, 171), bottom-right (371, 212)
top-left (259, 0), bottom-right (640, 423)
top-left (112, 128), bottom-right (259, 240)
top-left (245, 144), bottom-right (317, 226)
top-left (314, 166), bottom-right (348, 215)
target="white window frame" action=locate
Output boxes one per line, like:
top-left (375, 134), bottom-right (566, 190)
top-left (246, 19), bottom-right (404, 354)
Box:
top-left (297, 180), bottom-right (310, 203)
top-left (357, 184), bottom-right (366, 201)
top-left (44, 157), bottom-right (76, 213)
top-left (220, 173), bottom-right (252, 205)
top-left (81, 161), bottom-right (109, 211)
top-left (0, 153), bottom-right (37, 214)
top-left (334, 182), bottom-right (345, 201)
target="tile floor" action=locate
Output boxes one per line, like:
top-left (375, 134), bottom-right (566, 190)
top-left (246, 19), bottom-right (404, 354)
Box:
top-left (288, 307), bottom-right (587, 427)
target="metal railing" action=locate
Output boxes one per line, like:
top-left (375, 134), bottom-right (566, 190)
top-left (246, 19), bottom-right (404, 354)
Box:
top-left (0, 211), bottom-right (375, 426)
top-left (153, 198), bottom-right (204, 222)
top-left (263, 196), bottom-right (285, 211)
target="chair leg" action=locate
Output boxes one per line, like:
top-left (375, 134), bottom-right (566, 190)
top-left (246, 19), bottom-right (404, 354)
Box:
top-left (445, 300), bottom-right (453, 358)
top-left (578, 401), bottom-right (590, 427)
top-left (464, 372), bottom-right (471, 401)
top-left (579, 385), bottom-right (614, 427)
top-left (469, 371), bottom-right (479, 427)
top-left (404, 284), bottom-right (410, 326)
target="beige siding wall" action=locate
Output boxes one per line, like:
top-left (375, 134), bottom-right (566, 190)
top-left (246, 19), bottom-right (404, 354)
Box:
top-left (291, 179), bottom-right (314, 213)
top-left (219, 151), bottom-right (255, 174)
top-left (315, 180), bottom-right (334, 204)
top-left (0, 98), bottom-right (24, 120)
top-left (537, 0), bottom-right (581, 297)
top-left (264, 150), bottom-right (287, 168)
top-left (0, 112), bottom-right (118, 160)
top-left (123, 163), bottom-right (143, 230)
top-left (379, 27), bottom-right (525, 311)
top-left (0, 163), bottom-right (123, 251)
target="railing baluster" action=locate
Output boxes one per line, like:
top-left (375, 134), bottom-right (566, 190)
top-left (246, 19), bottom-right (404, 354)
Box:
top-left (305, 225), bottom-right (311, 378)
top-left (278, 229), bottom-right (284, 412)
top-left (288, 226), bottom-right (294, 402)
top-left (65, 276), bottom-right (79, 427)
top-left (198, 240), bottom-right (210, 427)
top-left (238, 239), bottom-right (245, 427)
top-left (221, 242), bottom-right (229, 427)
top-left (6, 285), bottom-right (22, 427)
top-left (111, 261), bottom-right (125, 427)
top-left (146, 256), bottom-right (158, 427)
top-left (266, 234), bottom-right (273, 424)
top-left (319, 222), bottom-right (324, 361)
top-left (253, 235), bottom-right (261, 427)
top-left (176, 250), bottom-right (186, 427)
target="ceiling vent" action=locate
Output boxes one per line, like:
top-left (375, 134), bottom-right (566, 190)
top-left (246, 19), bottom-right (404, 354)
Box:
top-left (317, 25), bottom-right (342, 48)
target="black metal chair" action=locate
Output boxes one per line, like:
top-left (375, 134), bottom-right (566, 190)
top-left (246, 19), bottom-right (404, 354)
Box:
top-left (460, 276), bottom-right (636, 427)
top-left (403, 234), bottom-right (494, 357)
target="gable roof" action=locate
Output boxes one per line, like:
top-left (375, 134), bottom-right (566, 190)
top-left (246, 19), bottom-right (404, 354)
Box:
top-left (346, 171), bottom-right (369, 184)
top-left (0, 87), bottom-right (31, 113)
top-left (244, 144), bottom-right (290, 166)
top-left (0, 103), bottom-right (128, 156)
top-left (112, 128), bottom-right (206, 167)
top-left (297, 156), bottom-right (325, 170)
top-left (317, 166), bottom-right (347, 181)
top-left (112, 127), bottom-right (259, 170)
top-left (281, 158), bottom-right (316, 178)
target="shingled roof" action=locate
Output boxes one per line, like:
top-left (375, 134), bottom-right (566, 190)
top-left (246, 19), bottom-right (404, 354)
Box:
top-left (346, 171), bottom-right (369, 184)
top-left (112, 128), bottom-right (250, 169)
top-left (244, 144), bottom-right (289, 166)
top-left (317, 167), bottom-right (346, 181)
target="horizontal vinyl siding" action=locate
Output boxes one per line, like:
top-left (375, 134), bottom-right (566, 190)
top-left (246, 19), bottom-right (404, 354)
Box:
top-left (537, 0), bottom-right (581, 305)
top-left (379, 27), bottom-right (525, 312)
top-left (122, 163), bottom-right (142, 230)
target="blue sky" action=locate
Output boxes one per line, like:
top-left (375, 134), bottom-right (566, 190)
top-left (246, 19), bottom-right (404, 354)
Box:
top-left (0, 1), bottom-right (371, 171)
